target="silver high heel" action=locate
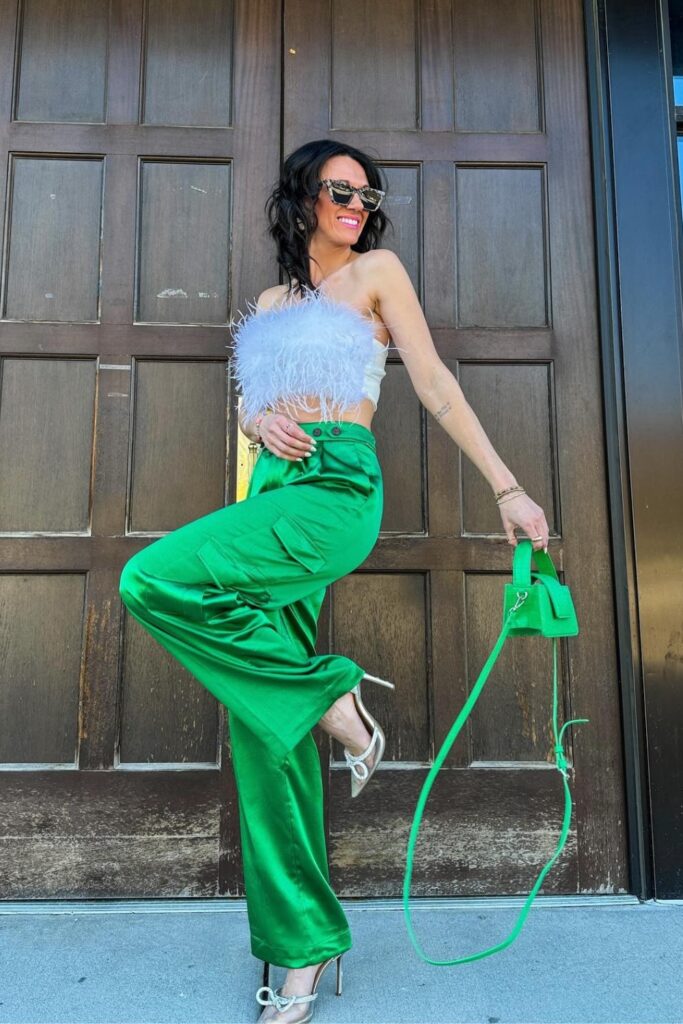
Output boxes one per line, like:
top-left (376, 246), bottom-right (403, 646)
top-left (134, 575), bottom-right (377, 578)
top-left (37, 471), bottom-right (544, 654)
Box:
top-left (256, 952), bottom-right (343, 1023)
top-left (344, 671), bottom-right (395, 798)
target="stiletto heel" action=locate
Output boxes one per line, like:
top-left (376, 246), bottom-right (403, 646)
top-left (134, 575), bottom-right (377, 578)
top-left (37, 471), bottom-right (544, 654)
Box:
top-left (335, 952), bottom-right (343, 995)
top-left (361, 671), bottom-right (395, 690)
top-left (313, 952), bottom-right (343, 999)
top-left (343, 672), bottom-right (395, 798)
top-left (256, 953), bottom-right (344, 1022)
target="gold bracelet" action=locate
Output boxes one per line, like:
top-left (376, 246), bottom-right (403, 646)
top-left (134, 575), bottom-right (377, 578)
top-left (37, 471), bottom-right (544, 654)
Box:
top-left (496, 488), bottom-right (526, 506)
top-left (495, 484), bottom-right (524, 501)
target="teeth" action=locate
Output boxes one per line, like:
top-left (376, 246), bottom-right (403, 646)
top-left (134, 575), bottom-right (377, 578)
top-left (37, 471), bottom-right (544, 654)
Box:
top-left (339, 218), bottom-right (359, 225)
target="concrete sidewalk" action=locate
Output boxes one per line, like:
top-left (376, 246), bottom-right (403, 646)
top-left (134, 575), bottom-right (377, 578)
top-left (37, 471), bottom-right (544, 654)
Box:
top-left (0, 895), bottom-right (680, 1024)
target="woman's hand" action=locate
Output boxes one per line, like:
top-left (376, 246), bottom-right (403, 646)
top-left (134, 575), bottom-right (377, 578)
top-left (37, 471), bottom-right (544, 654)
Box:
top-left (260, 412), bottom-right (316, 461)
top-left (497, 492), bottom-right (549, 553)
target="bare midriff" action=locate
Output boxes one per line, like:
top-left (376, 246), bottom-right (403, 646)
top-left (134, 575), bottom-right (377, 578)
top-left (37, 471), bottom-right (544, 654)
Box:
top-left (268, 395), bottom-right (378, 430)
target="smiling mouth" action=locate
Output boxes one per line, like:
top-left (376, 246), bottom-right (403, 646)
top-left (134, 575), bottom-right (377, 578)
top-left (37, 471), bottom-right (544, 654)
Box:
top-left (338, 216), bottom-right (361, 227)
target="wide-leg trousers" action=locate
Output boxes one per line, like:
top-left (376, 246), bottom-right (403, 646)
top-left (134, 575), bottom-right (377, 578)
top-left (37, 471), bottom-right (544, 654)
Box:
top-left (118, 420), bottom-right (383, 967)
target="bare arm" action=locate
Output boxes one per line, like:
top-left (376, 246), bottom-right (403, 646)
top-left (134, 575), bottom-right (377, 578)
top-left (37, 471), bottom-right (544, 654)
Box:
top-left (371, 250), bottom-right (549, 549)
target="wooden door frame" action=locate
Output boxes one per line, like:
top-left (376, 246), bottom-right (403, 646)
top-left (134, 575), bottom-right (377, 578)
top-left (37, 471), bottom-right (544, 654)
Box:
top-left (583, 0), bottom-right (683, 899)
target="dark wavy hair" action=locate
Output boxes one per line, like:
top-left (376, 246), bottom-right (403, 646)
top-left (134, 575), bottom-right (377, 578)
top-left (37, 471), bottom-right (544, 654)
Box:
top-left (264, 138), bottom-right (392, 297)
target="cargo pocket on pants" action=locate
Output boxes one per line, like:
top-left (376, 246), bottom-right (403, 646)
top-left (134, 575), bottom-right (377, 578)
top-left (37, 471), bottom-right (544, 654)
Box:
top-left (270, 515), bottom-right (326, 573)
top-left (197, 533), bottom-right (272, 608)
top-left (196, 514), bottom-right (326, 612)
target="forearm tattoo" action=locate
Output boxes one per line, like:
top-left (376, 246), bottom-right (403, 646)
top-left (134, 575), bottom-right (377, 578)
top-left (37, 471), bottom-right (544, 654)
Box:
top-left (433, 401), bottom-right (452, 422)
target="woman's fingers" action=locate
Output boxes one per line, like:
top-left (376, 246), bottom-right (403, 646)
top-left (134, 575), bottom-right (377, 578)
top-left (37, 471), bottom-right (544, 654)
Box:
top-left (503, 518), bottom-right (518, 547)
top-left (262, 415), bottom-right (317, 460)
top-left (498, 495), bottom-right (549, 551)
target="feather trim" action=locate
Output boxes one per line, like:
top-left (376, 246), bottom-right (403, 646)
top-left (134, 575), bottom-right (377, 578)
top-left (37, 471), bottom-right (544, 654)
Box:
top-left (228, 289), bottom-right (382, 422)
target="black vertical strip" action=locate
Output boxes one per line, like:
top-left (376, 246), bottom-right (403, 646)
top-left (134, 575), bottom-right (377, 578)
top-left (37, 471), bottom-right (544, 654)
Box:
top-left (583, 0), bottom-right (652, 900)
top-left (586, 0), bottom-right (683, 898)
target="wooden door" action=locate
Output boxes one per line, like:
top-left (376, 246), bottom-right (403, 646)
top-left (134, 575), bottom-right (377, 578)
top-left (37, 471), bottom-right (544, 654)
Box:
top-left (0, 0), bottom-right (279, 896)
top-left (283, 0), bottom-right (629, 897)
top-left (0, 0), bottom-right (629, 902)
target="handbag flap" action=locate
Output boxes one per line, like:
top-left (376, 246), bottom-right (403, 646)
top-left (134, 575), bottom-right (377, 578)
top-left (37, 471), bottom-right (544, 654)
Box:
top-left (531, 572), bottom-right (574, 619)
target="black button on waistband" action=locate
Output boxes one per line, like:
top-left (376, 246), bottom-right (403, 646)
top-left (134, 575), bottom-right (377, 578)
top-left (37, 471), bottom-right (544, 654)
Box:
top-left (331, 426), bottom-right (341, 434)
top-left (312, 427), bottom-right (322, 436)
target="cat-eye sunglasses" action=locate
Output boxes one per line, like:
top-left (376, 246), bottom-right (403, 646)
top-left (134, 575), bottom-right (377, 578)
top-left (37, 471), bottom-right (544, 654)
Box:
top-left (317, 178), bottom-right (386, 212)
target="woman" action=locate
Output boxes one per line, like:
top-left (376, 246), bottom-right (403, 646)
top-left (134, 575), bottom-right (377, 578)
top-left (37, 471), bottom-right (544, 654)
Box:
top-left (119, 138), bottom-right (549, 1023)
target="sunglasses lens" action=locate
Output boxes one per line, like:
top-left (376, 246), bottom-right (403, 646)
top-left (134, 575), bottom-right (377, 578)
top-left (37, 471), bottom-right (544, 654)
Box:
top-left (360, 190), bottom-right (382, 211)
top-left (330, 185), bottom-right (353, 205)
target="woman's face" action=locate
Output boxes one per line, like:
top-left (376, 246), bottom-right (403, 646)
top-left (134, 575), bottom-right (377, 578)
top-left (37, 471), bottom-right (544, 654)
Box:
top-left (310, 155), bottom-right (370, 246)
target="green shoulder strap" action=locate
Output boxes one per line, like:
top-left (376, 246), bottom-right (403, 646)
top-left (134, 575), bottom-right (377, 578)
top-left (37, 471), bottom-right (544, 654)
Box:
top-left (402, 550), bottom-right (588, 966)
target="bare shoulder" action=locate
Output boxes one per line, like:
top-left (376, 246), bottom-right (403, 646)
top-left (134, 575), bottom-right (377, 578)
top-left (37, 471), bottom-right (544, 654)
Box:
top-left (354, 248), bottom-right (411, 292)
top-left (255, 284), bottom-right (290, 311)
top-left (354, 248), bottom-right (404, 275)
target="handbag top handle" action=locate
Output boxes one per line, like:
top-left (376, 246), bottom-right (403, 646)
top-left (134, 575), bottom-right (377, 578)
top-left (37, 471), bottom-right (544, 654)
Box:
top-left (512, 539), bottom-right (559, 587)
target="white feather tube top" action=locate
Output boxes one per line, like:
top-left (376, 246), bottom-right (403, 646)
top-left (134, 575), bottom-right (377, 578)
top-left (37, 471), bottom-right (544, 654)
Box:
top-left (228, 290), bottom-right (391, 422)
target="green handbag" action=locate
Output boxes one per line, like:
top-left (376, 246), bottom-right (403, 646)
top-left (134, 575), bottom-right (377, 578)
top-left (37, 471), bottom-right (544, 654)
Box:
top-left (402, 539), bottom-right (588, 965)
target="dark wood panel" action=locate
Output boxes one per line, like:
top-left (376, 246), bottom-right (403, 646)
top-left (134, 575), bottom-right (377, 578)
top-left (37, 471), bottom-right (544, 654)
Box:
top-left (128, 360), bottom-right (227, 532)
top-left (331, 0), bottom-right (418, 130)
top-left (15, 0), bottom-right (108, 123)
top-left (453, 0), bottom-right (541, 132)
top-left (142, 0), bottom-right (234, 127)
top-left (456, 165), bottom-right (549, 327)
top-left (137, 161), bottom-right (232, 324)
top-left (4, 157), bottom-right (103, 322)
top-left (0, 574), bottom-right (85, 763)
top-left (0, 357), bottom-right (97, 532)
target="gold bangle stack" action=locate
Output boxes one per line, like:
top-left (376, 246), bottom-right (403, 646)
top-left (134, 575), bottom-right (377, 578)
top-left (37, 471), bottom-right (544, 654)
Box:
top-left (495, 484), bottom-right (526, 505)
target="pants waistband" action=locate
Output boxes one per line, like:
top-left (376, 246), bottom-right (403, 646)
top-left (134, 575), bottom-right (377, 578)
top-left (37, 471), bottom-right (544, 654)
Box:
top-left (296, 421), bottom-right (376, 451)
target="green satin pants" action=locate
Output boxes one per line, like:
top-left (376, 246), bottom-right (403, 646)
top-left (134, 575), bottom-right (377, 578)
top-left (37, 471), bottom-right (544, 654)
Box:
top-left (118, 420), bottom-right (383, 967)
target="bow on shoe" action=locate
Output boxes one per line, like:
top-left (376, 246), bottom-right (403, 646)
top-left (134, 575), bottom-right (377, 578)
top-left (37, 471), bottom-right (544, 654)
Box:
top-left (256, 986), bottom-right (318, 1012)
top-left (343, 726), bottom-right (379, 781)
